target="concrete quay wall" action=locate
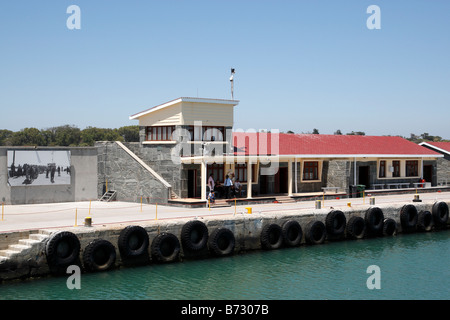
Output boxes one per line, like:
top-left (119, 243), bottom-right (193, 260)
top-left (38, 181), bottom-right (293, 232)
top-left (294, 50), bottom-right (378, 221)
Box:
top-left (0, 199), bottom-right (449, 282)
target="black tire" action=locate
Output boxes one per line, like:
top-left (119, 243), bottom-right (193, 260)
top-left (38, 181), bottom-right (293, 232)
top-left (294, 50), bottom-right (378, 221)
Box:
top-left (365, 207), bottom-right (384, 236)
top-left (151, 232), bottom-right (180, 263)
top-left (325, 210), bottom-right (347, 237)
top-left (83, 239), bottom-right (116, 272)
top-left (260, 224), bottom-right (283, 250)
top-left (118, 225), bottom-right (149, 259)
top-left (181, 220), bottom-right (209, 252)
top-left (281, 220), bottom-right (303, 247)
top-left (382, 218), bottom-right (397, 236)
top-left (305, 220), bottom-right (326, 245)
top-left (432, 201), bottom-right (449, 227)
top-left (417, 210), bottom-right (433, 232)
top-left (208, 228), bottom-right (235, 256)
top-left (346, 216), bottom-right (366, 240)
top-left (46, 231), bottom-right (80, 268)
top-left (400, 204), bottom-right (418, 232)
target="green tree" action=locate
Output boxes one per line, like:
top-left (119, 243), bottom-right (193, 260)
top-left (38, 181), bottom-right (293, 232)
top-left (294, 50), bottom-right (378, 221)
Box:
top-left (0, 129), bottom-right (13, 146)
top-left (312, 128), bottom-right (319, 134)
top-left (11, 128), bottom-right (46, 146)
top-left (118, 125), bottom-right (140, 142)
top-left (51, 125), bottom-right (81, 146)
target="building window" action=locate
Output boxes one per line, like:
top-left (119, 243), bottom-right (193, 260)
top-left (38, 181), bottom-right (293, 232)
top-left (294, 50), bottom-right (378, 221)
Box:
top-left (187, 126), bottom-right (225, 142)
top-left (207, 163), bottom-right (224, 183)
top-left (392, 161), bottom-right (400, 177)
top-left (379, 160), bottom-right (386, 178)
top-left (406, 160), bottom-right (419, 177)
top-left (146, 126), bottom-right (175, 141)
top-left (303, 161), bottom-right (319, 180)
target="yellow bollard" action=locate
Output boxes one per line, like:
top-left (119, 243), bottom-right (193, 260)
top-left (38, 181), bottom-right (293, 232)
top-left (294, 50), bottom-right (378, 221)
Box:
top-left (245, 207), bottom-right (252, 214)
top-left (208, 198), bottom-right (210, 211)
top-left (89, 200), bottom-right (92, 216)
top-left (74, 208), bottom-right (78, 227)
top-left (234, 198), bottom-right (237, 216)
top-left (84, 216), bottom-right (92, 227)
top-left (1, 202), bottom-right (4, 221)
top-left (140, 196), bottom-right (143, 212)
top-left (155, 203), bottom-right (158, 220)
top-left (347, 202), bottom-right (352, 207)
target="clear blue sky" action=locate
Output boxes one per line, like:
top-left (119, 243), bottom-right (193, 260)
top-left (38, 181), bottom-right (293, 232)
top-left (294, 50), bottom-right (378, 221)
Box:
top-left (1, 1), bottom-right (449, 138)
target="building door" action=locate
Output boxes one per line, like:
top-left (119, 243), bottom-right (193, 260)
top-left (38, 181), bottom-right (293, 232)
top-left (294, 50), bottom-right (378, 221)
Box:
top-left (187, 169), bottom-right (197, 198)
top-left (423, 165), bottom-right (433, 183)
top-left (274, 167), bottom-right (288, 194)
top-left (358, 166), bottom-right (370, 187)
top-left (260, 174), bottom-right (268, 194)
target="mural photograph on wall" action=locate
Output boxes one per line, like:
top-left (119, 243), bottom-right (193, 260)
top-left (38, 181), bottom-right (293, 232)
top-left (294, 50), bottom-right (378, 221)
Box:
top-left (7, 150), bottom-right (71, 186)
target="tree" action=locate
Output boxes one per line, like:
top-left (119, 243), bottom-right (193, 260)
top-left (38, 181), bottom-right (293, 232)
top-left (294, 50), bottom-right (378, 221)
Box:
top-left (346, 131), bottom-right (365, 136)
top-left (312, 128), bottom-right (319, 134)
top-left (10, 128), bottom-right (46, 146)
top-left (117, 125), bottom-right (140, 142)
top-left (0, 129), bottom-right (13, 146)
top-left (334, 129), bottom-right (342, 135)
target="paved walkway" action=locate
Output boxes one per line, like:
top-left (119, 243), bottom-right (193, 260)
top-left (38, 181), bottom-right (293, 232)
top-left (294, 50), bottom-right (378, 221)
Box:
top-left (1, 191), bottom-right (449, 233)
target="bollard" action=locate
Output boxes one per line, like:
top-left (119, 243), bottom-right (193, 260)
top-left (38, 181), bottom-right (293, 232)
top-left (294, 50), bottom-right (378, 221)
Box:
top-left (413, 194), bottom-right (422, 202)
top-left (315, 200), bottom-right (321, 209)
top-left (347, 202), bottom-right (352, 207)
top-left (245, 207), bottom-right (252, 214)
top-left (84, 216), bottom-right (92, 227)
top-left (370, 197), bottom-right (376, 205)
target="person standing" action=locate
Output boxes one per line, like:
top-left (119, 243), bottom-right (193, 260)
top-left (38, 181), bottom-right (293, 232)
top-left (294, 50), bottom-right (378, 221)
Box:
top-left (224, 175), bottom-right (232, 199)
top-left (208, 173), bottom-right (215, 192)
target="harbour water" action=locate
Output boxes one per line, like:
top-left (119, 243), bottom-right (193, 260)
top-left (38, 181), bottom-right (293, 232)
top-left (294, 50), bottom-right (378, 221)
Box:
top-left (0, 230), bottom-right (449, 300)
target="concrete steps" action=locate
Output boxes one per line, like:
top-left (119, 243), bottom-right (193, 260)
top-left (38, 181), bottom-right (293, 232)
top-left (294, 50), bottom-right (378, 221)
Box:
top-left (0, 231), bottom-right (50, 261)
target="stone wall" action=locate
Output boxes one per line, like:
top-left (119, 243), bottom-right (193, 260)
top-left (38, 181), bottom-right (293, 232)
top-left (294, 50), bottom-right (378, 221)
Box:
top-left (96, 142), bottom-right (170, 203)
top-left (437, 158), bottom-right (450, 185)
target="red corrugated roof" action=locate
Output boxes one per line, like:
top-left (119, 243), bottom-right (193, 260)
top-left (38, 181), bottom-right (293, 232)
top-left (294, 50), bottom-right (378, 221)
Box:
top-left (421, 141), bottom-right (450, 154)
top-left (232, 133), bottom-right (441, 156)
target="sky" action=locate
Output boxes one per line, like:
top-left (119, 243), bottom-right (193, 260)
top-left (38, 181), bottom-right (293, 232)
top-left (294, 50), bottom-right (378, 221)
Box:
top-left (1, 1), bottom-right (449, 138)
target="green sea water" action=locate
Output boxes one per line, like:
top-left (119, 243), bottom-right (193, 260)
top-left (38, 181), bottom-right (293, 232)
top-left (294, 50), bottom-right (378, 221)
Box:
top-left (0, 231), bottom-right (449, 300)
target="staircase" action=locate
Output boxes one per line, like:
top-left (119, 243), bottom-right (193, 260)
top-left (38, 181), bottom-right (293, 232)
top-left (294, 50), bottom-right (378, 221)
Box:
top-left (274, 195), bottom-right (297, 204)
top-left (100, 190), bottom-right (117, 202)
top-left (0, 231), bottom-right (50, 262)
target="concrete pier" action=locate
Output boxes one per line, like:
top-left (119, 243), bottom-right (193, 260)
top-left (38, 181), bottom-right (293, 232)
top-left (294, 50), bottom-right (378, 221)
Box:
top-left (0, 195), bottom-right (448, 282)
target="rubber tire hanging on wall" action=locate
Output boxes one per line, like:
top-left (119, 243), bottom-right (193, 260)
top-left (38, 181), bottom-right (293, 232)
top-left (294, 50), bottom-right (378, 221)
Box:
top-left (432, 201), bottom-right (449, 227)
top-left (46, 231), bottom-right (80, 269)
top-left (181, 220), bottom-right (209, 252)
top-left (260, 224), bottom-right (283, 250)
top-left (281, 220), bottom-right (303, 247)
top-left (382, 218), bottom-right (397, 236)
top-left (208, 228), bottom-right (235, 256)
top-left (325, 210), bottom-right (347, 238)
top-left (304, 220), bottom-right (326, 245)
top-left (417, 210), bottom-right (433, 232)
top-left (118, 225), bottom-right (149, 259)
top-left (346, 216), bottom-right (366, 240)
top-left (365, 207), bottom-right (384, 236)
top-left (83, 239), bottom-right (116, 272)
top-left (400, 204), bottom-right (418, 232)
top-left (151, 232), bottom-right (180, 263)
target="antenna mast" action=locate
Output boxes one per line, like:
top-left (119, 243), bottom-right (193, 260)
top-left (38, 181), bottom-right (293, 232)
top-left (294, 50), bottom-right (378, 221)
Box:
top-left (230, 68), bottom-right (235, 99)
